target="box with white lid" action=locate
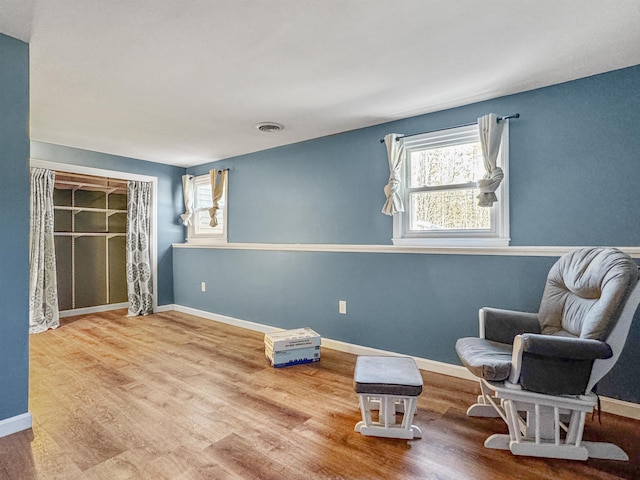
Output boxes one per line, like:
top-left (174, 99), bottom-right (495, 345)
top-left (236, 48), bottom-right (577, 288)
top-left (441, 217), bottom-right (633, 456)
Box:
top-left (264, 327), bottom-right (321, 352)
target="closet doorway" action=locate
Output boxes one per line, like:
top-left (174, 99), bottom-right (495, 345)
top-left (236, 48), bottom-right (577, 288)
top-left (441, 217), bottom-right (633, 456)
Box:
top-left (53, 172), bottom-right (128, 311)
top-left (30, 159), bottom-right (159, 316)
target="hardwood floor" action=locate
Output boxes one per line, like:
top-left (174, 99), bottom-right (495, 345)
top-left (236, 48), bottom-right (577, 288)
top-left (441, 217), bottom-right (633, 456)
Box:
top-left (0, 309), bottom-right (638, 479)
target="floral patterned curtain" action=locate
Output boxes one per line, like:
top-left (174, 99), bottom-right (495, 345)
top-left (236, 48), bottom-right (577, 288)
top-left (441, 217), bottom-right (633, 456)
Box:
top-left (29, 168), bottom-right (60, 333)
top-left (126, 180), bottom-right (153, 316)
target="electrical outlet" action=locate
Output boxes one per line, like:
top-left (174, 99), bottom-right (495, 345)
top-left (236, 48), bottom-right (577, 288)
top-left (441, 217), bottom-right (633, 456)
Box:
top-left (339, 300), bottom-right (347, 314)
top-left (201, 282), bottom-right (206, 292)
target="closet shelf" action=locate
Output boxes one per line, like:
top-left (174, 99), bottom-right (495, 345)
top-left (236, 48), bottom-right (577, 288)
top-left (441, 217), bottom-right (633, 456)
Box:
top-left (55, 177), bottom-right (127, 195)
top-left (54, 170), bottom-right (129, 312)
top-left (54, 206), bottom-right (127, 215)
top-left (54, 232), bottom-right (126, 238)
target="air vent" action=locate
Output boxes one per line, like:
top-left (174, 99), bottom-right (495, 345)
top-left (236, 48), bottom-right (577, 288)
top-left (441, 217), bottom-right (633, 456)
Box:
top-left (255, 122), bottom-right (284, 133)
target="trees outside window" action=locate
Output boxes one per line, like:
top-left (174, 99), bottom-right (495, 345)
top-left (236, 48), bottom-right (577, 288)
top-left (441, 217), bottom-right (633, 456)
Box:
top-left (393, 124), bottom-right (509, 247)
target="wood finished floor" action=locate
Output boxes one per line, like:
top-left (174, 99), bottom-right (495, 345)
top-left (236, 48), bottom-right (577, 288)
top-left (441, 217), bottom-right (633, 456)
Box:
top-left (0, 310), bottom-right (638, 479)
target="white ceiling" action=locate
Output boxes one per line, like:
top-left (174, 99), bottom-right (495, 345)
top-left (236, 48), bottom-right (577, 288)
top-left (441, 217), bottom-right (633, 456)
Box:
top-left (2, 0), bottom-right (640, 167)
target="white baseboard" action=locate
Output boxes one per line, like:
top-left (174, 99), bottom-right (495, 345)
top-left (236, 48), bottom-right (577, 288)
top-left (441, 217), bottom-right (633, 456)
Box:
top-left (169, 305), bottom-right (640, 420)
top-left (320, 337), bottom-right (478, 381)
top-left (172, 305), bottom-right (280, 333)
top-left (599, 396), bottom-right (640, 420)
top-left (155, 304), bottom-right (176, 313)
top-left (0, 412), bottom-right (32, 438)
top-left (59, 302), bottom-right (129, 318)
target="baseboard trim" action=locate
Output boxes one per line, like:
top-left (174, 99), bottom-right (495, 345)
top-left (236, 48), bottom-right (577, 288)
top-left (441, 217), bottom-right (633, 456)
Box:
top-left (59, 302), bottom-right (129, 318)
top-left (599, 396), bottom-right (640, 420)
top-left (155, 304), bottom-right (176, 313)
top-left (320, 337), bottom-right (478, 382)
top-left (172, 305), bottom-right (277, 333)
top-left (0, 412), bottom-right (32, 439)
top-left (169, 304), bottom-right (640, 420)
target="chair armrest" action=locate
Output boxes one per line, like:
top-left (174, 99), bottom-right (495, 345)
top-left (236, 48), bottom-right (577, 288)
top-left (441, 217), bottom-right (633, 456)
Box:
top-left (480, 307), bottom-right (540, 344)
top-left (508, 334), bottom-right (613, 393)
top-left (520, 334), bottom-right (613, 360)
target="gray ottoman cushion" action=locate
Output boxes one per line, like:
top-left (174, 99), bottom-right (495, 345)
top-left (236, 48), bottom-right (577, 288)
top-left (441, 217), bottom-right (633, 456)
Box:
top-left (354, 356), bottom-right (423, 396)
top-left (455, 337), bottom-right (513, 381)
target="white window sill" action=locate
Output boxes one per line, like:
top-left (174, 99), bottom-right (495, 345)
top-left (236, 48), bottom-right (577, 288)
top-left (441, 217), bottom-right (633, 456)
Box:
top-left (170, 242), bottom-right (640, 259)
top-left (391, 236), bottom-right (510, 248)
top-left (185, 237), bottom-right (228, 245)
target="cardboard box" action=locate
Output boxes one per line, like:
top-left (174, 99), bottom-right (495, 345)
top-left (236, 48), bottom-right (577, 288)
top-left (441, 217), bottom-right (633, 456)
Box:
top-left (264, 327), bottom-right (321, 352)
top-left (265, 345), bottom-right (321, 368)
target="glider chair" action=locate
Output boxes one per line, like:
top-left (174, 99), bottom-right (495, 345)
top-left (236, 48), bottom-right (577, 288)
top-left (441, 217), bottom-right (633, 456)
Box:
top-left (455, 247), bottom-right (640, 461)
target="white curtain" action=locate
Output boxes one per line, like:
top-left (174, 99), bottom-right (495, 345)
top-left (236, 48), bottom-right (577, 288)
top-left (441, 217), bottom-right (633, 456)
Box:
top-left (180, 174), bottom-right (196, 226)
top-left (381, 133), bottom-right (405, 215)
top-left (29, 168), bottom-right (60, 334)
top-left (126, 180), bottom-right (153, 316)
top-left (208, 169), bottom-right (227, 227)
top-left (476, 113), bottom-right (505, 207)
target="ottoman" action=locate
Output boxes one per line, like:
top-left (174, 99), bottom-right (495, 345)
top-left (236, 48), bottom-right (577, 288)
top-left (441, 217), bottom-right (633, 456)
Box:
top-left (353, 355), bottom-right (423, 439)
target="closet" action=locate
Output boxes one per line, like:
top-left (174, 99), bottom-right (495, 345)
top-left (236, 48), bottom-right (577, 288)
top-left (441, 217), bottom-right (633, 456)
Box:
top-left (53, 172), bottom-right (128, 311)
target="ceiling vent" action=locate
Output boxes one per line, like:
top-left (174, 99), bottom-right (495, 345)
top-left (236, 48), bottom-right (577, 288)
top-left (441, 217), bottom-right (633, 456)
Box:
top-left (255, 122), bottom-right (284, 133)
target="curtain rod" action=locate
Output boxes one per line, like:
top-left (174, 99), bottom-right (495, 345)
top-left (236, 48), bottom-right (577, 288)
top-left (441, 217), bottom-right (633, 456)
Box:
top-left (186, 168), bottom-right (229, 178)
top-left (378, 113), bottom-right (520, 143)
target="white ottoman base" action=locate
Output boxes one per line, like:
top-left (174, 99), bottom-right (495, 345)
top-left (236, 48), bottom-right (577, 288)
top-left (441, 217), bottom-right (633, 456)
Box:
top-left (355, 393), bottom-right (422, 439)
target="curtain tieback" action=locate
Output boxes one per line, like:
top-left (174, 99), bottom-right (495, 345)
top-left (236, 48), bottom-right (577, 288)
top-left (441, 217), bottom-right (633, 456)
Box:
top-left (209, 203), bottom-right (220, 227)
top-left (180, 211), bottom-right (193, 226)
top-left (476, 167), bottom-right (504, 207)
top-left (384, 177), bottom-right (401, 196)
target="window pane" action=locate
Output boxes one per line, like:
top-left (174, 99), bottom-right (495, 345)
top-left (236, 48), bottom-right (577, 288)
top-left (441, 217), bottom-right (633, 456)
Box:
top-left (189, 175), bottom-right (227, 239)
top-left (409, 142), bottom-right (483, 188)
top-left (194, 182), bottom-right (224, 233)
top-left (196, 184), bottom-right (213, 209)
top-left (198, 210), bottom-right (213, 228)
top-left (409, 189), bottom-right (490, 231)
top-left (195, 209), bottom-right (223, 234)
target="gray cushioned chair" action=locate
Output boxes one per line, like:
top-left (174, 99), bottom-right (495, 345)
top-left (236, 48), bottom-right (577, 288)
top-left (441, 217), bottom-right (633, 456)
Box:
top-left (455, 247), bottom-right (640, 461)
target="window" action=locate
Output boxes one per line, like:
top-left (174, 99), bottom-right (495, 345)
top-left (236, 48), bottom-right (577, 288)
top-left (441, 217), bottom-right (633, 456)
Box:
top-left (188, 174), bottom-right (227, 242)
top-left (393, 123), bottom-right (509, 246)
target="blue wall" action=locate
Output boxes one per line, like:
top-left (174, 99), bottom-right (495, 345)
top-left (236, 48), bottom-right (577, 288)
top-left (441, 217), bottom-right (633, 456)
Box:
top-left (174, 249), bottom-right (556, 362)
top-left (0, 33), bottom-right (30, 422)
top-left (177, 65), bottom-right (640, 403)
top-left (30, 142), bottom-right (185, 306)
top-left (189, 65), bottom-right (640, 246)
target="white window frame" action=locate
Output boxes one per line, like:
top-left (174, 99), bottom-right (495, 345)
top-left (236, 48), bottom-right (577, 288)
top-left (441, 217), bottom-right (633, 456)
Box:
top-left (187, 173), bottom-right (228, 244)
top-left (392, 123), bottom-right (510, 247)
